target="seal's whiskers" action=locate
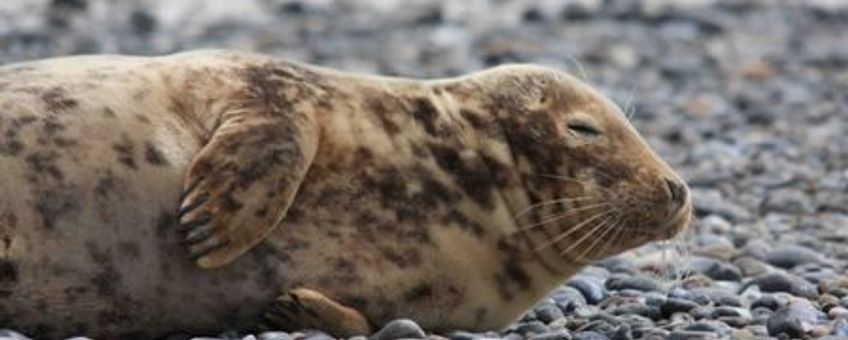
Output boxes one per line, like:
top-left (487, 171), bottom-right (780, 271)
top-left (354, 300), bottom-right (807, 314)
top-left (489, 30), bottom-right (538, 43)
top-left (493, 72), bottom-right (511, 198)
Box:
top-left (574, 213), bottom-right (623, 262)
top-left (528, 210), bottom-right (612, 252)
top-left (517, 202), bottom-right (611, 232)
top-left (514, 195), bottom-right (598, 219)
top-left (557, 213), bottom-right (618, 257)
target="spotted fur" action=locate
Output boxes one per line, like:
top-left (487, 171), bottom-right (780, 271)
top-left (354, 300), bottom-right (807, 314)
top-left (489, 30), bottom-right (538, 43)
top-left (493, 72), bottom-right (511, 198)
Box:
top-left (0, 50), bottom-right (690, 338)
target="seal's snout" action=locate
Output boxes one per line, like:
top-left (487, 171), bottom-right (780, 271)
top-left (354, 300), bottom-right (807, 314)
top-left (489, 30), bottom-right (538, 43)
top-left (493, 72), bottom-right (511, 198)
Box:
top-left (665, 178), bottom-right (688, 210)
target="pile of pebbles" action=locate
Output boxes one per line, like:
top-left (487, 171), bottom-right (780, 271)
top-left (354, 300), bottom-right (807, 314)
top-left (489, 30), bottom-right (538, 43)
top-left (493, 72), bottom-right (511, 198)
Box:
top-left (2, 0), bottom-right (847, 339)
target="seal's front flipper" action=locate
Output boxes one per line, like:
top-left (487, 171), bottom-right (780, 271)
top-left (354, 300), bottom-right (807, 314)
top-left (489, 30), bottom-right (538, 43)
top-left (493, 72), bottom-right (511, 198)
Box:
top-left (263, 288), bottom-right (372, 337)
top-left (178, 109), bottom-right (318, 268)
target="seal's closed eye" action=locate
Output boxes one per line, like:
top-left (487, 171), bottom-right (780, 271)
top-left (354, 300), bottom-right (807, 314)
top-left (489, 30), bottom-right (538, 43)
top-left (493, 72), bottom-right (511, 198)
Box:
top-left (566, 121), bottom-right (602, 136)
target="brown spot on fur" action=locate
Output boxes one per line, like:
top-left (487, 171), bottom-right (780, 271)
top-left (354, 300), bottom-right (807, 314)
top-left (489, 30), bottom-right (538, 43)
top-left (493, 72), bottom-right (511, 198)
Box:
top-left (33, 185), bottom-right (78, 229)
top-left (117, 241), bottom-right (141, 258)
top-left (41, 87), bottom-right (78, 112)
top-left (365, 95), bottom-right (404, 136)
top-left (443, 209), bottom-right (485, 237)
top-left (0, 259), bottom-right (18, 297)
top-left (112, 136), bottom-right (137, 170)
top-left (102, 107), bottom-right (117, 118)
top-left (428, 143), bottom-right (496, 209)
top-left (85, 242), bottom-right (122, 297)
top-left (144, 142), bottom-right (168, 166)
top-left (25, 150), bottom-right (63, 180)
top-left (154, 211), bottom-right (174, 239)
top-left (404, 283), bottom-right (433, 301)
top-left (409, 97), bottom-right (439, 136)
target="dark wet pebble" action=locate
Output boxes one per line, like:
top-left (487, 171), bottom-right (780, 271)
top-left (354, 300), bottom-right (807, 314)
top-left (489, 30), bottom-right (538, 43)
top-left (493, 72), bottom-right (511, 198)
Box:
top-left (605, 275), bottom-right (661, 292)
top-left (609, 303), bottom-right (662, 320)
top-left (535, 303), bottom-right (566, 323)
top-left (571, 331), bottom-right (608, 340)
top-left (750, 272), bottom-right (818, 298)
top-left (766, 300), bottom-right (820, 337)
top-left (552, 286), bottom-right (588, 312)
top-left (667, 330), bottom-right (717, 340)
top-left (661, 298), bottom-right (699, 317)
top-left (685, 257), bottom-right (743, 281)
top-left (529, 330), bottom-right (572, 340)
top-left (370, 319), bottom-right (426, 340)
top-left (568, 277), bottom-right (607, 304)
top-left (684, 321), bottom-right (732, 337)
top-left (689, 287), bottom-right (742, 306)
top-left (765, 245), bottom-right (823, 269)
top-left (515, 321), bottom-right (549, 336)
top-left (751, 294), bottom-right (784, 310)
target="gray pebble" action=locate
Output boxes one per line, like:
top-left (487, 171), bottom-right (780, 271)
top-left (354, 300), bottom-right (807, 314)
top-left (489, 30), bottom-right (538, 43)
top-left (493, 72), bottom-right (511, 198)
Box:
top-left (370, 319), bottom-right (426, 340)
top-left (0, 330), bottom-right (29, 340)
top-left (257, 332), bottom-right (292, 340)
top-left (662, 298), bottom-right (699, 317)
top-left (605, 276), bottom-right (661, 292)
top-left (568, 277), bottom-right (606, 305)
top-left (535, 303), bottom-right (566, 323)
top-left (765, 245), bottom-right (823, 269)
top-left (751, 294), bottom-right (783, 310)
top-left (750, 272), bottom-right (818, 299)
top-left (571, 331), bottom-right (608, 340)
top-left (528, 330), bottom-right (572, 340)
top-left (667, 330), bottom-right (717, 340)
top-left (684, 321), bottom-right (731, 337)
top-left (766, 300), bottom-right (820, 337)
top-left (515, 321), bottom-right (548, 336)
top-left (609, 303), bottom-right (661, 321)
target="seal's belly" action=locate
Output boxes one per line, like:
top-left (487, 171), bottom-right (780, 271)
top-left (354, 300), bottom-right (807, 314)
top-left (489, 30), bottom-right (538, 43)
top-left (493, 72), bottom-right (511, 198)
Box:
top-left (0, 67), bottom-right (279, 338)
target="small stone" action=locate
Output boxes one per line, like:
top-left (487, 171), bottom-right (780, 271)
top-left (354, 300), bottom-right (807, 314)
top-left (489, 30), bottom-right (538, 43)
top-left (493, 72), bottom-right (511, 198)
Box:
top-left (751, 294), bottom-right (784, 311)
top-left (765, 245), bottom-right (823, 269)
top-left (568, 277), bottom-right (606, 305)
top-left (605, 275), bottom-right (661, 292)
top-left (609, 303), bottom-right (662, 320)
top-left (689, 287), bottom-right (742, 306)
top-left (528, 330), bottom-right (572, 340)
top-left (684, 321), bottom-right (732, 337)
top-left (662, 298), bottom-right (699, 317)
top-left (0, 330), bottom-right (30, 340)
top-left (609, 325), bottom-right (632, 340)
top-left (371, 319), bottom-right (426, 340)
top-left (750, 272), bottom-right (818, 298)
top-left (515, 321), bottom-right (549, 336)
top-left (829, 307), bottom-right (848, 319)
top-left (766, 300), bottom-right (820, 337)
top-left (571, 331), bottom-right (607, 340)
top-left (535, 303), bottom-right (566, 323)
top-left (667, 330), bottom-right (716, 340)
top-left (733, 257), bottom-right (772, 277)
top-left (258, 332), bottom-right (292, 340)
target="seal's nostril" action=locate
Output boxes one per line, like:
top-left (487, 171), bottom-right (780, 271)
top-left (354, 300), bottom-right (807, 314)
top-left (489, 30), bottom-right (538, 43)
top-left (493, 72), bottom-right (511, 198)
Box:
top-left (665, 178), bottom-right (686, 206)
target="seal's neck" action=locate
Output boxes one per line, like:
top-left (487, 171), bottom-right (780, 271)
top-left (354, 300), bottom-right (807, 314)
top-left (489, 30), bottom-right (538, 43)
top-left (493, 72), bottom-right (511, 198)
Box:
top-left (436, 80), bottom-right (584, 296)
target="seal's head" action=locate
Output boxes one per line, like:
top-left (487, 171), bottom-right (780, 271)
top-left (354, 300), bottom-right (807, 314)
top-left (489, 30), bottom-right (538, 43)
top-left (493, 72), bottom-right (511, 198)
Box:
top-left (479, 65), bottom-right (692, 265)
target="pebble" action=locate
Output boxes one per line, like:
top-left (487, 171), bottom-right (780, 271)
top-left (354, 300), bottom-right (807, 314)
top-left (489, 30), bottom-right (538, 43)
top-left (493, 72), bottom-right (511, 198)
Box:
top-left (765, 245), bottom-right (823, 269)
top-left (766, 300), bottom-right (820, 338)
top-left (528, 330), bottom-right (571, 340)
top-left (604, 276), bottom-right (661, 292)
top-left (750, 272), bottom-right (819, 299)
top-left (370, 319), bottom-right (426, 340)
top-left (568, 277), bottom-right (606, 305)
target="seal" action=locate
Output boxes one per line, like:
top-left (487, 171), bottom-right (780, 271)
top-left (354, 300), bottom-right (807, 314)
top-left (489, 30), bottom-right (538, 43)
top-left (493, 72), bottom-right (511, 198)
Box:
top-left (0, 50), bottom-right (691, 338)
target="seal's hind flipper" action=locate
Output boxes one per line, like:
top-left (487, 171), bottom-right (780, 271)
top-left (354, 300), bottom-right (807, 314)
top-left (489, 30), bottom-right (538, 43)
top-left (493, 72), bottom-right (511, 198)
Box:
top-left (178, 108), bottom-right (318, 268)
top-left (262, 288), bottom-right (372, 337)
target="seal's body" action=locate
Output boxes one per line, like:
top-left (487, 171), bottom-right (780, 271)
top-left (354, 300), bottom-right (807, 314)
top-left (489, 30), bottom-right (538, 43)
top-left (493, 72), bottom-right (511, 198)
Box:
top-left (0, 51), bottom-right (691, 338)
